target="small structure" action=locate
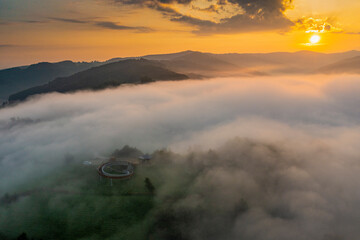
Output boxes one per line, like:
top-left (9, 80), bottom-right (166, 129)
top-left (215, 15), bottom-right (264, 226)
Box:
top-left (139, 154), bottom-right (152, 162)
top-left (97, 161), bottom-right (134, 185)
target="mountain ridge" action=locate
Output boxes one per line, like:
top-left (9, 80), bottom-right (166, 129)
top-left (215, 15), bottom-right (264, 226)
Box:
top-left (0, 60), bottom-right (102, 101)
top-left (8, 59), bottom-right (188, 102)
top-left (317, 55), bottom-right (360, 74)
top-left (2, 50), bottom-right (360, 104)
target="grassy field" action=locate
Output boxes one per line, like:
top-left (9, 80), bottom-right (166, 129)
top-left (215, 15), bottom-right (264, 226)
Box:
top-left (0, 161), bottom-right (160, 240)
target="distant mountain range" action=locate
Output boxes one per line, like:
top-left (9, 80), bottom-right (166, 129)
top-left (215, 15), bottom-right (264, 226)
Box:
top-left (8, 59), bottom-right (188, 102)
top-left (2, 50), bottom-right (360, 104)
top-left (317, 56), bottom-right (360, 74)
top-left (142, 50), bottom-right (360, 75)
top-left (0, 61), bottom-right (102, 102)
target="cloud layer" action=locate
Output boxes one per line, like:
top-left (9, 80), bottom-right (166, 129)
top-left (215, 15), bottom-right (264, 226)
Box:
top-left (1, 74), bottom-right (360, 239)
top-left (294, 17), bottom-right (343, 33)
top-left (49, 17), bottom-right (153, 32)
top-left (113, 0), bottom-right (294, 34)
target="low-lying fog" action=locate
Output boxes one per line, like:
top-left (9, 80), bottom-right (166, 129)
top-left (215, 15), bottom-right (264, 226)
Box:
top-left (1, 74), bottom-right (360, 239)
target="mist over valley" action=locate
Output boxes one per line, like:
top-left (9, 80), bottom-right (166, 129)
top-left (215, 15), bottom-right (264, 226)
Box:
top-left (1, 69), bottom-right (360, 239)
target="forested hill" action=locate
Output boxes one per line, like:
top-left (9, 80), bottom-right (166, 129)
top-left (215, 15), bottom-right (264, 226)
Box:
top-left (9, 59), bottom-right (188, 102)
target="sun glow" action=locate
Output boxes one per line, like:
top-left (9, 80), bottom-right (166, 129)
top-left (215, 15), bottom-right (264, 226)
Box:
top-left (310, 35), bottom-right (321, 44)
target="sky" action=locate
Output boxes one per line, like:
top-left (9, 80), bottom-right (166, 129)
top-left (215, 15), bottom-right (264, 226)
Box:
top-left (1, 0), bottom-right (360, 68)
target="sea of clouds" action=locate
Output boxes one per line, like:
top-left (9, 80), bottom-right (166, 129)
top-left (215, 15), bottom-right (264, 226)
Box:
top-left (1, 75), bottom-right (360, 239)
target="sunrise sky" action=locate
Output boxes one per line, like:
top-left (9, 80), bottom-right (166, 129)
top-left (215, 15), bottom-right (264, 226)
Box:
top-left (1, 0), bottom-right (360, 68)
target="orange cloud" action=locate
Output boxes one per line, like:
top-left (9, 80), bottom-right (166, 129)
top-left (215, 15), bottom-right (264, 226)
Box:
top-left (294, 17), bottom-right (343, 33)
top-left (112, 0), bottom-right (294, 34)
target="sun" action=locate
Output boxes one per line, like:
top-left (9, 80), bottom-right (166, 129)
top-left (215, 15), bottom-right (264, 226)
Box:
top-left (309, 35), bottom-right (321, 44)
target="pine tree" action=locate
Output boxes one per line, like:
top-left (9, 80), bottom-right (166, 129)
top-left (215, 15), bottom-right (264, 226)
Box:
top-left (144, 177), bottom-right (155, 194)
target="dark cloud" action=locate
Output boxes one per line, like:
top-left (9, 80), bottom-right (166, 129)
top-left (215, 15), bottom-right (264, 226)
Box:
top-left (0, 16), bottom-right (152, 33)
top-left (95, 21), bottom-right (153, 32)
top-left (112, 0), bottom-right (294, 34)
top-left (48, 17), bottom-right (153, 32)
top-left (95, 21), bottom-right (132, 29)
top-left (0, 20), bottom-right (47, 25)
top-left (114, 0), bottom-right (192, 4)
top-left (227, 0), bottom-right (293, 15)
top-left (20, 20), bottom-right (48, 24)
top-left (172, 15), bottom-right (214, 27)
top-left (172, 11), bottom-right (293, 34)
top-left (49, 17), bottom-right (89, 24)
top-left (0, 44), bottom-right (16, 48)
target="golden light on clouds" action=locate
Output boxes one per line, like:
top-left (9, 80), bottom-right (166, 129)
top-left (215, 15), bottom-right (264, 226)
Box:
top-left (294, 17), bottom-right (343, 34)
top-left (0, 0), bottom-right (360, 68)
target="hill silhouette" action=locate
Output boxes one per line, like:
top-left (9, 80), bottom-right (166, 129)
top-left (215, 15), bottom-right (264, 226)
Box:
top-left (0, 60), bottom-right (101, 102)
top-left (3, 50), bottom-right (360, 103)
top-left (143, 50), bottom-right (360, 75)
top-left (317, 56), bottom-right (360, 74)
top-left (160, 51), bottom-right (238, 74)
top-left (9, 59), bottom-right (188, 102)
